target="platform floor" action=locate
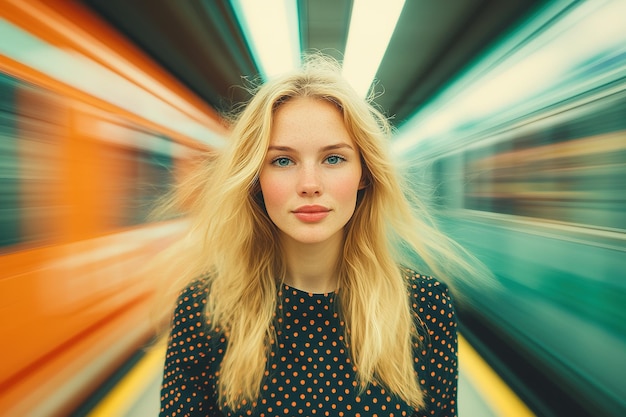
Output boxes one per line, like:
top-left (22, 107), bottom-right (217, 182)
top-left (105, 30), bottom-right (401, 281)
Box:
top-left (85, 335), bottom-right (535, 417)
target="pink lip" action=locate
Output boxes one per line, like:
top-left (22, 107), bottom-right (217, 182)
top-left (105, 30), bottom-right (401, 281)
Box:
top-left (292, 205), bottom-right (330, 222)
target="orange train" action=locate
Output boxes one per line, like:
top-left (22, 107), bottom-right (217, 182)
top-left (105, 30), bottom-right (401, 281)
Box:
top-left (0, 1), bottom-right (227, 415)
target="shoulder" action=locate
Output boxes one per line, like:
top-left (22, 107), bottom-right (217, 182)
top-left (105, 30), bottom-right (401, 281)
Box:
top-left (176, 279), bottom-right (209, 305)
top-left (169, 279), bottom-right (210, 326)
top-left (401, 267), bottom-right (452, 296)
top-left (400, 267), bottom-right (455, 315)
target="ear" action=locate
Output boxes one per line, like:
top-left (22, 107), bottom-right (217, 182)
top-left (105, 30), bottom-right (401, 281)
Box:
top-left (358, 159), bottom-right (371, 190)
top-left (358, 173), bottom-right (370, 190)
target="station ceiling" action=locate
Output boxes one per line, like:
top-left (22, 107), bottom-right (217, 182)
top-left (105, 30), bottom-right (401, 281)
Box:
top-left (80, 0), bottom-right (548, 128)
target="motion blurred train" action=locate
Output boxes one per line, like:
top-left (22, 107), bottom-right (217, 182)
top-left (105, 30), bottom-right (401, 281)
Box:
top-left (394, 1), bottom-right (625, 416)
top-left (0, 1), bottom-right (226, 415)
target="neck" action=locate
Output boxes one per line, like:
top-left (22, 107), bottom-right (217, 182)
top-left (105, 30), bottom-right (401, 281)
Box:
top-left (280, 234), bottom-right (343, 294)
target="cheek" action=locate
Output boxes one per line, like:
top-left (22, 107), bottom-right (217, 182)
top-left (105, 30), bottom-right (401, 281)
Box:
top-left (329, 170), bottom-right (363, 203)
top-left (259, 173), bottom-right (288, 210)
top-left (334, 179), bottom-right (360, 198)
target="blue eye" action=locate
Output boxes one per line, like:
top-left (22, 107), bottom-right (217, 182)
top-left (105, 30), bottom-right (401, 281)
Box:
top-left (325, 155), bottom-right (345, 165)
top-left (272, 157), bottom-right (293, 167)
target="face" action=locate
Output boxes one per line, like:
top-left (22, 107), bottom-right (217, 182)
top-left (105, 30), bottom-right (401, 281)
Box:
top-left (259, 97), bottom-right (364, 248)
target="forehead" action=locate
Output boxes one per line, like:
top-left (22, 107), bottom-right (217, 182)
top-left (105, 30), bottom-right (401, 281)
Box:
top-left (270, 97), bottom-right (353, 145)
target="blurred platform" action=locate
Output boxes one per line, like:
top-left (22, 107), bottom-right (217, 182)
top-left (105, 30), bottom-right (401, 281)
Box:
top-left (82, 335), bottom-right (535, 417)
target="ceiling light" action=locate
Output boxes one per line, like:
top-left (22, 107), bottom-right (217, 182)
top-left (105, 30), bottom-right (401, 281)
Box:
top-left (392, 0), bottom-right (626, 155)
top-left (342, 0), bottom-right (406, 97)
top-left (230, 0), bottom-right (301, 80)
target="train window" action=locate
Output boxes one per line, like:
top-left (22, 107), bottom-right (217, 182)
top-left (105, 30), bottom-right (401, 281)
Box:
top-left (129, 147), bottom-right (173, 225)
top-left (463, 92), bottom-right (626, 230)
top-left (89, 131), bottom-right (175, 228)
top-left (0, 74), bottom-right (65, 249)
top-left (78, 117), bottom-right (178, 230)
top-left (0, 73), bottom-right (20, 247)
top-left (433, 154), bottom-right (465, 209)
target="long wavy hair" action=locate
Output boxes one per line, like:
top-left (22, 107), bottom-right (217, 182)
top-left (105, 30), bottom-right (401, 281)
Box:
top-left (154, 54), bottom-right (483, 410)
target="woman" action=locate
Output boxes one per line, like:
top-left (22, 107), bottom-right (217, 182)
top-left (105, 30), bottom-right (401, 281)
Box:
top-left (158, 55), bottom-right (477, 417)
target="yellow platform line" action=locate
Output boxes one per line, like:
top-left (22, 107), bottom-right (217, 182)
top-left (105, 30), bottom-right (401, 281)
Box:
top-left (92, 336), bottom-right (529, 416)
top-left (87, 345), bottom-right (165, 417)
top-left (459, 334), bottom-right (536, 417)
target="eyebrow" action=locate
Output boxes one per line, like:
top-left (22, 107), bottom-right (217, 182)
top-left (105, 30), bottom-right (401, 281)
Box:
top-left (267, 143), bottom-right (355, 152)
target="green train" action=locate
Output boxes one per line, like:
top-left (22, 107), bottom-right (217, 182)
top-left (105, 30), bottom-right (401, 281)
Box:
top-left (394, 1), bottom-right (626, 416)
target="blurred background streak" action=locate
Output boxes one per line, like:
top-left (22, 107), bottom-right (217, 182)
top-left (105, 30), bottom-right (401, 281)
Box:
top-left (393, 1), bottom-right (626, 415)
top-left (0, 1), bottom-right (226, 415)
top-left (1, 0), bottom-right (625, 416)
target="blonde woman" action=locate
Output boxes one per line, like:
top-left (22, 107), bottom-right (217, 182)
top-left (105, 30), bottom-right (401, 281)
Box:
top-left (158, 55), bottom-right (477, 417)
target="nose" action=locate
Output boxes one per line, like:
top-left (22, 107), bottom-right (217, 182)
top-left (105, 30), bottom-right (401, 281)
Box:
top-left (297, 165), bottom-right (323, 196)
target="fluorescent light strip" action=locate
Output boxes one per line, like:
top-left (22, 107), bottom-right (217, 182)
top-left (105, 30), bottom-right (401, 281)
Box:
top-left (0, 19), bottom-right (226, 148)
top-left (392, 0), bottom-right (626, 154)
top-left (342, 0), bottom-right (406, 97)
top-left (231, 0), bottom-right (301, 80)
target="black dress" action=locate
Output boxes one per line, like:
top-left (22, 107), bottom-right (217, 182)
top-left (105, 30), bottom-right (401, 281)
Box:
top-left (159, 270), bottom-right (458, 417)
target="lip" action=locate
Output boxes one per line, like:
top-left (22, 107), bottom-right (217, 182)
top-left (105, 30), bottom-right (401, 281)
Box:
top-left (293, 205), bottom-right (330, 213)
top-left (292, 205), bottom-right (330, 222)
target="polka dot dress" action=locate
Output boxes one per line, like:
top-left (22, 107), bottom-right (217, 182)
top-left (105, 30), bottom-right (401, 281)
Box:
top-left (160, 270), bottom-right (458, 416)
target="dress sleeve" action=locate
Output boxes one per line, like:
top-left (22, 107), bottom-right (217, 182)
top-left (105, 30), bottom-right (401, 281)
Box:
top-left (159, 281), bottom-right (219, 417)
top-left (407, 271), bottom-right (459, 417)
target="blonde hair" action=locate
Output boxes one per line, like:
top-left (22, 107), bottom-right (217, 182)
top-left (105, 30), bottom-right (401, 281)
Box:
top-left (155, 54), bottom-right (483, 410)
